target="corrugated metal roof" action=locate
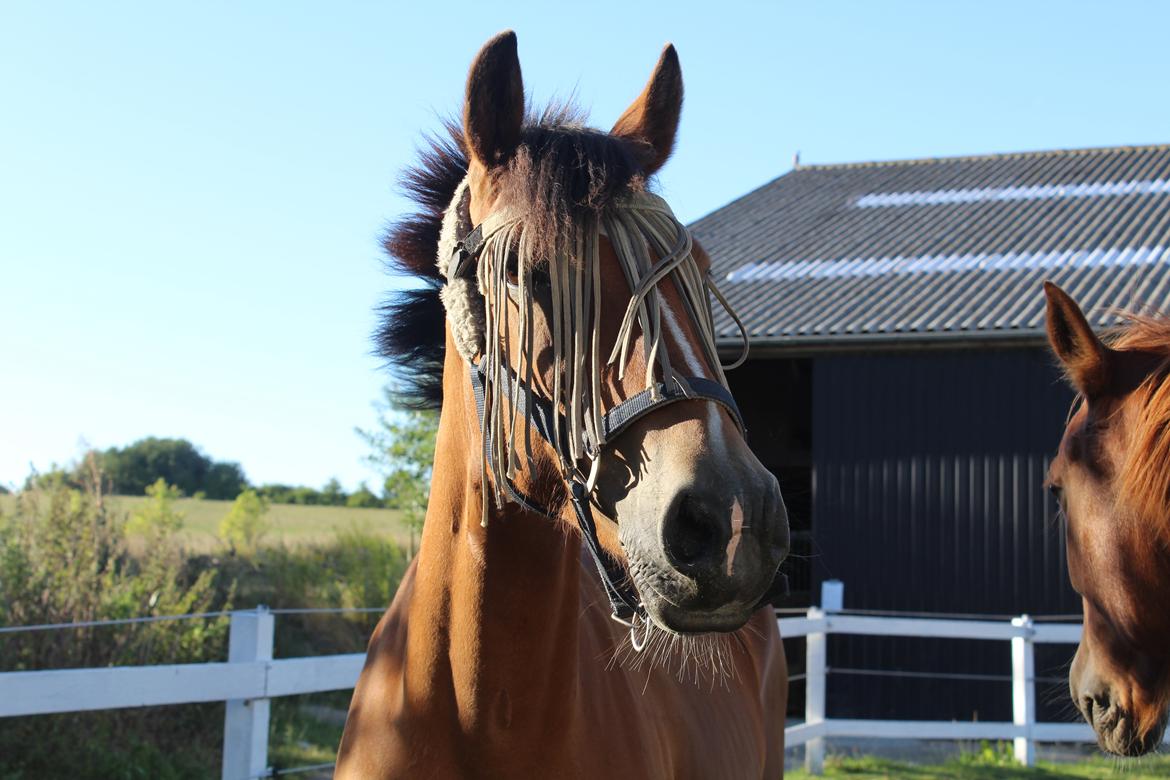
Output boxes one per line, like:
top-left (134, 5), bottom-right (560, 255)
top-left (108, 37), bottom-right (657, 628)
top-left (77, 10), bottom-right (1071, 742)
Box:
top-left (690, 144), bottom-right (1170, 348)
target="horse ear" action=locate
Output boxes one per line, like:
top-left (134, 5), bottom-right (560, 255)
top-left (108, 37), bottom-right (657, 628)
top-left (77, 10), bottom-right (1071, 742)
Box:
top-left (463, 31), bottom-right (524, 168)
top-left (611, 44), bottom-right (683, 176)
top-left (1044, 281), bottom-right (1113, 398)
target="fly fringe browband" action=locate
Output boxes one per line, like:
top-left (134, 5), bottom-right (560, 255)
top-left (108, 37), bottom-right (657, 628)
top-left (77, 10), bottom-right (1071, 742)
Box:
top-left (436, 177), bottom-right (775, 627)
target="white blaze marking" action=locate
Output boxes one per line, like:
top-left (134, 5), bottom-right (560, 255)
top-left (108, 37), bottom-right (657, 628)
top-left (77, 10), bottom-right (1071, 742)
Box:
top-left (726, 498), bottom-right (744, 576)
top-left (662, 297), bottom-right (739, 574)
top-left (660, 298), bottom-right (725, 447)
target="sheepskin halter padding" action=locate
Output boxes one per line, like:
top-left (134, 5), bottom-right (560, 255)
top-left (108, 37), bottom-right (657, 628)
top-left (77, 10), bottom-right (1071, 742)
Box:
top-left (436, 176), bottom-right (748, 510)
top-left (436, 179), bottom-right (487, 363)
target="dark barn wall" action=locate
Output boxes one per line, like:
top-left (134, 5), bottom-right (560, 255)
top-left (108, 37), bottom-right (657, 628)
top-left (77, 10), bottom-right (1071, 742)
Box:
top-left (811, 347), bottom-right (1079, 721)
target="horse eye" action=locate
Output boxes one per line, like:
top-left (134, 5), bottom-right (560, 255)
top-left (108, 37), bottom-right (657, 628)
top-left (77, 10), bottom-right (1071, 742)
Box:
top-left (505, 261), bottom-right (551, 292)
top-left (1048, 484), bottom-right (1064, 504)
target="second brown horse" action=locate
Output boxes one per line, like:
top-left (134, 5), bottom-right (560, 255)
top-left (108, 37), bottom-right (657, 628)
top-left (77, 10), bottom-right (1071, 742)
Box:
top-left (1046, 281), bottom-right (1170, 756)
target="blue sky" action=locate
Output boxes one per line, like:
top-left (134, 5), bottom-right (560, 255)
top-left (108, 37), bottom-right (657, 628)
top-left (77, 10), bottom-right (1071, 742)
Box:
top-left (2, 1), bottom-right (1168, 491)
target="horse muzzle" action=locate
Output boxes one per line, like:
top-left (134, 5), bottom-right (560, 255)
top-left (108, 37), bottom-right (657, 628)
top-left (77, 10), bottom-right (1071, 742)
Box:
top-left (622, 470), bottom-right (790, 634)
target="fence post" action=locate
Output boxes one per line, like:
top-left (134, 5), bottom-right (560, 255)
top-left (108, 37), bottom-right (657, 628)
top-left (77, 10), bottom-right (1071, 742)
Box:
top-left (1011, 614), bottom-right (1036, 767)
top-left (820, 580), bottom-right (844, 614)
top-left (222, 607), bottom-right (274, 780)
top-left (805, 580), bottom-right (843, 775)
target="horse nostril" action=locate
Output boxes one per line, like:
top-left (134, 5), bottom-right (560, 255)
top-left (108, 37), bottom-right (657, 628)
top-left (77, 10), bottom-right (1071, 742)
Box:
top-left (663, 494), bottom-right (720, 569)
top-left (1080, 696), bottom-right (1096, 722)
top-left (1079, 690), bottom-right (1112, 728)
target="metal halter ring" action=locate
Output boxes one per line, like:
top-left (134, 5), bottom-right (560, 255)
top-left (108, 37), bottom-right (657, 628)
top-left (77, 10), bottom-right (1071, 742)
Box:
top-left (628, 610), bottom-right (652, 653)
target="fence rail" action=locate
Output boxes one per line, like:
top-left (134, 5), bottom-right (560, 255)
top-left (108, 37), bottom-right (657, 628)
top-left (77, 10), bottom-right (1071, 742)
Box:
top-left (0, 588), bottom-right (1130, 778)
top-left (0, 607), bottom-right (366, 779)
top-left (782, 581), bottom-right (1166, 775)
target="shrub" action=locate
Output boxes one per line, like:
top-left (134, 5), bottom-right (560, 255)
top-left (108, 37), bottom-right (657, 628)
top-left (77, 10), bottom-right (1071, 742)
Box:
top-left (215, 528), bottom-right (408, 657)
top-left (21, 464), bottom-right (77, 492)
top-left (0, 458), bottom-right (233, 778)
top-left (958, 740), bottom-right (1018, 767)
top-left (218, 489), bottom-right (271, 555)
top-left (126, 478), bottom-right (185, 538)
top-left (0, 459), bottom-right (410, 777)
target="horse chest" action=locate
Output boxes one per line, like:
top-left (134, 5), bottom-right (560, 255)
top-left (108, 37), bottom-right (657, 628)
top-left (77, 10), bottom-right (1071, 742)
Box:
top-left (339, 601), bottom-right (782, 779)
top-left (571, 662), bottom-right (775, 778)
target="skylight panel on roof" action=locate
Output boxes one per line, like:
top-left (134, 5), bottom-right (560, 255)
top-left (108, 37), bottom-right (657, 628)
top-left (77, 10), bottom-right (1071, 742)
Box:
top-left (854, 179), bottom-right (1170, 208)
top-left (726, 245), bottom-right (1165, 282)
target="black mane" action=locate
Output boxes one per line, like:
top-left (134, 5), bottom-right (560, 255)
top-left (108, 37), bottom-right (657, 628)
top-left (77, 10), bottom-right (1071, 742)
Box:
top-left (376, 107), bottom-right (645, 409)
top-left (375, 119), bottom-right (466, 410)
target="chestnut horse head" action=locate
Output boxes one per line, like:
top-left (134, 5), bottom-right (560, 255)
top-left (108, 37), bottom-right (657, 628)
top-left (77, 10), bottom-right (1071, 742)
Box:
top-left (385, 31), bottom-right (789, 636)
top-left (1044, 281), bottom-right (1170, 756)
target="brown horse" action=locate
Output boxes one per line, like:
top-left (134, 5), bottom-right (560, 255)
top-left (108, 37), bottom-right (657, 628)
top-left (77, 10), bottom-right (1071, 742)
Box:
top-left (1045, 281), bottom-right (1170, 756)
top-left (336, 32), bottom-right (790, 778)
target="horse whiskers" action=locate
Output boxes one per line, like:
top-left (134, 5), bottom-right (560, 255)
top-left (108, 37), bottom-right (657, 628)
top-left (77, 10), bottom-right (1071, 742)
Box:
top-left (607, 618), bottom-right (745, 690)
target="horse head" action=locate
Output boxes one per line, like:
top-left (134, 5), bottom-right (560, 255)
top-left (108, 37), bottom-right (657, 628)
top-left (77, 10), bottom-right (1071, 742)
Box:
top-left (1045, 281), bottom-right (1170, 755)
top-left (449, 31), bottom-right (789, 635)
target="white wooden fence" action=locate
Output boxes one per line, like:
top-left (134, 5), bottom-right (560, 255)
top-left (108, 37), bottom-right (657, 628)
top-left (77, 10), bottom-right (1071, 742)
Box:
top-left (0, 607), bottom-right (365, 779)
top-left (787, 580), bottom-right (1102, 774)
top-left (0, 588), bottom-right (1124, 778)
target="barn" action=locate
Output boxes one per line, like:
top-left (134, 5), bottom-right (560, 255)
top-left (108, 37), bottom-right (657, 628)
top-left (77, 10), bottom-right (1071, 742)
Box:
top-left (692, 143), bottom-right (1170, 722)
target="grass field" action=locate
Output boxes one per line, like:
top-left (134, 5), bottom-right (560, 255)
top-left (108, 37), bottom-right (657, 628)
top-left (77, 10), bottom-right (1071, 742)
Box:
top-left (785, 754), bottom-right (1170, 779)
top-left (0, 494), bottom-right (413, 551)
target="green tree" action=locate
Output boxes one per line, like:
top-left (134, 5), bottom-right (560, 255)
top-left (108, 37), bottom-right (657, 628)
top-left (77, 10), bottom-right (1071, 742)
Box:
top-left (218, 489), bottom-right (272, 555)
top-left (203, 460), bottom-right (247, 500)
top-left (256, 483), bottom-right (295, 504)
top-left (345, 483), bottom-right (382, 508)
top-left (94, 437), bottom-right (210, 496)
top-left (289, 486), bottom-right (321, 505)
top-left (82, 437), bottom-right (249, 499)
top-left (126, 478), bottom-right (185, 537)
top-left (321, 477), bottom-right (346, 506)
top-left (357, 387), bottom-right (439, 533)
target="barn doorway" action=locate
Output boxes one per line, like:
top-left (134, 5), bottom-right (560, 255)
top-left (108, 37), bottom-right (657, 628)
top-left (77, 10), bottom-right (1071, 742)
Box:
top-left (726, 357), bottom-right (813, 607)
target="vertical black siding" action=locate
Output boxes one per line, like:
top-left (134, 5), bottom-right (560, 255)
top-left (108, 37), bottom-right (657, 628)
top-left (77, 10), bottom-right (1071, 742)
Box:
top-left (811, 347), bottom-right (1078, 721)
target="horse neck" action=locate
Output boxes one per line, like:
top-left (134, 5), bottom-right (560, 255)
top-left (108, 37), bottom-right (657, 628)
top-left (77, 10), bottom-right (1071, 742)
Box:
top-left (407, 332), bottom-right (583, 733)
